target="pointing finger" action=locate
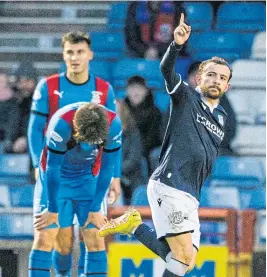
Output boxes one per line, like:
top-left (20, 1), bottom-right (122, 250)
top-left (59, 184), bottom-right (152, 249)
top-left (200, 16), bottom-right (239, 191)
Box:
top-left (179, 13), bottom-right (184, 25)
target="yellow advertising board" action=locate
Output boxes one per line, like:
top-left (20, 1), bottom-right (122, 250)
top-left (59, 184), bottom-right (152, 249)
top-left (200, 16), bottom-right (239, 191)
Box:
top-left (108, 243), bottom-right (229, 277)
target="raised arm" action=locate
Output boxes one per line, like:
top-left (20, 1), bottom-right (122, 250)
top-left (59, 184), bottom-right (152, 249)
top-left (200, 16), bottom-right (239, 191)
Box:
top-left (160, 13), bottom-right (191, 93)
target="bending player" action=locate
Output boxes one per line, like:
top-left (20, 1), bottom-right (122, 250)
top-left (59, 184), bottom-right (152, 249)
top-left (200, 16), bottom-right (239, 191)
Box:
top-left (28, 102), bottom-right (122, 277)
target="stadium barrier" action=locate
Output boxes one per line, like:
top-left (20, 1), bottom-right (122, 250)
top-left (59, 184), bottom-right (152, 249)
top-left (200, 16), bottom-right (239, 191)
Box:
top-left (107, 207), bottom-right (256, 277)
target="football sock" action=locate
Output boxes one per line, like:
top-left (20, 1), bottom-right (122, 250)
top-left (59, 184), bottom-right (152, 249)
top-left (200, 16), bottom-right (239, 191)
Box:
top-left (52, 250), bottom-right (71, 277)
top-left (28, 249), bottom-right (52, 277)
top-left (84, 250), bottom-right (107, 276)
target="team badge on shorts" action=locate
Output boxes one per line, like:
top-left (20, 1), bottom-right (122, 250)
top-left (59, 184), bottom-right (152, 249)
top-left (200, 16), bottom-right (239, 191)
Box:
top-left (168, 211), bottom-right (184, 226)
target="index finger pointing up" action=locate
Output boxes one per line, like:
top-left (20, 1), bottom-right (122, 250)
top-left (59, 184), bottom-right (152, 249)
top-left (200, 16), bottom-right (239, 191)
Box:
top-left (180, 13), bottom-right (184, 24)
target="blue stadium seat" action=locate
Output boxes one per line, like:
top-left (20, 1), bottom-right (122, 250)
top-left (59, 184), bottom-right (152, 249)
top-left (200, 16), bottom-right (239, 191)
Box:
top-left (188, 32), bottom-right (246, 62)
top-left (154, 91), bottom-right (170, 112)
top-left (9, 185), bottom-right (34, 207)
top-left (0, 185), bottom-right (10, 207)
top-left (0, 213), bottom-right (33, 239)
top-left (241, 187), bottom-right (266, 210)
top-left (131, 185), bottom-right (149, 206)
top-left (0, 154), bottom-right (29, 177)
top-left (200, 221), bottom-right (226, 245)
top-left (200, 186), bottom-right (240, 209)
top-left (216, 2), bottom-right (266, 32)
top-left (112, 59), bottom-right (164, 90)
top-left (107, 2), bottom-right (128, 31)
top-left (90, 32), bottom-right (126, 60)
top-left (184, 2), bottom-right (213, 31)
top-left (175, 57), bottom-right (193, 80)
top-left (210, 156), bottom-right (265, 188)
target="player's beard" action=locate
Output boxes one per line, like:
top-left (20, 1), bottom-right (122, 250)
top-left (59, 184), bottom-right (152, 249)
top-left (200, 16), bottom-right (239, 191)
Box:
top-left (201, 85), bottom-right (224, 100)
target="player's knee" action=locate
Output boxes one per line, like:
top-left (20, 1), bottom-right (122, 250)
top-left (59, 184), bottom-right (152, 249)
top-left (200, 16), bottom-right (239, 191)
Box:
top-left (54, 232), bottom-right (73, 255)
top-left (32, 230), bottom-right (56, 251)
top-left (171, 244), bottom-right (193, 265)
top-left (83, 228), bottom-right (106, 251)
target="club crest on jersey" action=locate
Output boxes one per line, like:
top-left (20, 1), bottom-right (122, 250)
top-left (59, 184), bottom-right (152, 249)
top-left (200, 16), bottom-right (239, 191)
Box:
top-left (53, 90), bottom-right (64, 99)
top-left (218, 115), bottom-right (224, 126)
top-left (91, 91), bottom-right (103, 104)
top-left (50, 130), bottom-right (63, 142)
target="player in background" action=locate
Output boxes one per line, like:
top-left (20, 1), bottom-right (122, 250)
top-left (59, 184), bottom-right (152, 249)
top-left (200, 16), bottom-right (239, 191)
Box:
top-left (28, 102), bottom-right (122, 277)
top-left (99, 13), bottom-right (232, 277)
top-left (27, 32), bottom-right (121, 277)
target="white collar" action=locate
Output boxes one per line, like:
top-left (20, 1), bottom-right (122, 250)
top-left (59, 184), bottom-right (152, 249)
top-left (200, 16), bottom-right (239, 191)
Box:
top-left (195, 86), bottom-right (219, 113)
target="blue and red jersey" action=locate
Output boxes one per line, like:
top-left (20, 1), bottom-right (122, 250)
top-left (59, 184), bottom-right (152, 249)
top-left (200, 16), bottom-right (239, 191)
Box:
top-left (28, 72), bottom-right (116, 168)
top-left (38, 102), bottom-right (122, 213)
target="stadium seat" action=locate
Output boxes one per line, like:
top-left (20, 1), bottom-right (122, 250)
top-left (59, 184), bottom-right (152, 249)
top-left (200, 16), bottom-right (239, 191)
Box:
top-left (0, 213), bottom-right (33, 239)
top-left (200, 186), bottom-right (240, 209)
top-left (230, 60), bottom-right (266, 89)
top-left (90, 32), bottom-right (126, 60)
top-left (107, 2), bottom-right (128, 32)
top-left (184, 2), bottom-right (213, 31)
top-left (175, 56), bottom-right (193, 80)
top-left (187, 32), bottom-right (246, 62)
top-left (210, 156), bottom-right (265, 187)
top-left (216, 2), bottom-right (266, 32)
top-left (131, 185), bottom-right (149, 206)
top-left (0, 185), bottom-right (10, 207)
top-left (251, 32), bottom-right (266, 60)
top-left (9, 185), bottom-right (34, 207)
top-left (112, 59), bottom-right (164, 90)
top-left (239, 187), bottom-right (266, 210)
top-left (0, 154), bottom-right (29, 176)
top-left (200, 221), bottom-right (226, 245)
top-left (232, 125), bottom-right (266, 156)
top-left (256, 211), bottom-right (266, 245)
top-left (227, 89), bottom-right (265, 124)
top-left (154, 91), bottom-right (170, 113)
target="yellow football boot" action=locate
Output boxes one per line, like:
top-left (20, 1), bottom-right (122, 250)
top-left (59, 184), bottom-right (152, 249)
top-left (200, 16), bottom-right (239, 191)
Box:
top-left (99, 209), bottom-right (142, 237)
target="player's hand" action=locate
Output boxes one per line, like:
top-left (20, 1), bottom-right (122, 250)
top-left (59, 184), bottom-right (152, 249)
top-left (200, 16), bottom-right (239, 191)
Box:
top-left (174, 13), bottom-right (191, 45)
top-left (34, 208), bottom-right (58, 230)
top-left (108, 178), bottom-right (121, 204)
top-left (83, 212), bottom-right (108, 229)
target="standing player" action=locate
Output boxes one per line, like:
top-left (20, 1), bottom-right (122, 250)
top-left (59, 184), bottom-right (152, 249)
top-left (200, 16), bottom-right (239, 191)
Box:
top-left (27, 32), bottom-right (121, 276)
top-left (28, 102), bottom-right (122, 277)
top-left (99, 13), bottom-right (232, 277)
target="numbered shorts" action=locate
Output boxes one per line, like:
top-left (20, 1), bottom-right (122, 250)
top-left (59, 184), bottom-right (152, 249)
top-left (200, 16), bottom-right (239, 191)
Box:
top-left (147, 179), bottom-right (201, 250)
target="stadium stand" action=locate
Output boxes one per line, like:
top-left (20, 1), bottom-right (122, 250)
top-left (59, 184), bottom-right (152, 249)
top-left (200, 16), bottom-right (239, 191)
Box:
top-left (183, 2), bottom-right (214, 31)
top-left (251, 31), bottom-right (266, 60)
top-left (107, 2), bottom-right (128, 32)
top-left (130, 185), bottom-right (149, 206)
top-left (216, 2), bottom-right (266, 32)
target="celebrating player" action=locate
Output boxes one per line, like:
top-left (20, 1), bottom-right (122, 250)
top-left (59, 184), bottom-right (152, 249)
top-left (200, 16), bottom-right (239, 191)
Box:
top-left (99, 13), bottom-right (232, 277)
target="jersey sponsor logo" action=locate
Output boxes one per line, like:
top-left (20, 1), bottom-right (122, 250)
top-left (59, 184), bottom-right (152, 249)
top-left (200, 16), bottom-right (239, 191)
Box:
top-left (196, 113), bottom-right (224, 140)
top-left (33, 89), bottom-right (42, 100)
top-left (53, 90), bottom-right (64, 98)
top-left (91, 90), bottom-right (103, 104)
top-left (50, 130), bottom-right (63, 142)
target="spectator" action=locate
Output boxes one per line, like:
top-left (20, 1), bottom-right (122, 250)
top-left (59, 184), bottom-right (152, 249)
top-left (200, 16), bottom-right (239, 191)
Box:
top-left (125, 1), bottom-right (186, 59)
top-left (187, 61), bottom-right (237, 155)
top-left (116, 101), bottom-right (144, 205)
top-left (125, 75), bottom-right (162, 172)
top-left (0, 71), bottom-right (19, 153)
top-left (9, 62), bottom-right (38, 153)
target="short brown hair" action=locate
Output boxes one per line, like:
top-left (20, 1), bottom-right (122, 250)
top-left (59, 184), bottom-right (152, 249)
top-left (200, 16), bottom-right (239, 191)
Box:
top-left (62, 32), bottom-right (91, 48)
top-left (73, 103), bottom-right (109, 144)
top-left (198, 57), bottom-right (233, 81)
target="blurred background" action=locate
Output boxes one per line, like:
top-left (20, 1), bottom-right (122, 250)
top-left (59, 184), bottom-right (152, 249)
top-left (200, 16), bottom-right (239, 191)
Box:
top-left (0, 1), bottom-right (265, 276)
